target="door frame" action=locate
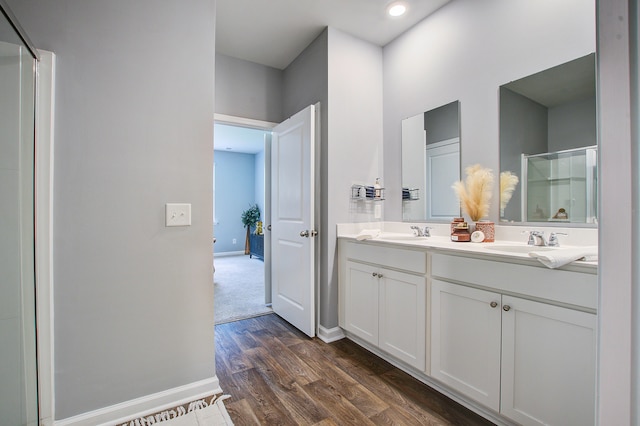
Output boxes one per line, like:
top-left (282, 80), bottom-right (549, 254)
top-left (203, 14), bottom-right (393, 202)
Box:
top-left (213, 113), bottom-right (277, 304)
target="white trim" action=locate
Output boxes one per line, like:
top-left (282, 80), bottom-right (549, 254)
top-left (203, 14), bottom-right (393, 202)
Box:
top-left (214, 113), bottom-right (277, 129)
top-left (317, 324), bottom-right (345, 343)
top-left (35, 50), bottom-right (56, 426)
top-left (214, 250), bottom-right (245, 258)
top-left (54, 377), bottom-right (221, 426)
top-left (425, 136), bottom-right (459, 150)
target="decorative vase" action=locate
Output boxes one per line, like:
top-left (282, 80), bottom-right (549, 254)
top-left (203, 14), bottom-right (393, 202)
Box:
top-left (244, 226), bottom-right (251, 255)
top-left (474, 221), bottom-right (495, 242)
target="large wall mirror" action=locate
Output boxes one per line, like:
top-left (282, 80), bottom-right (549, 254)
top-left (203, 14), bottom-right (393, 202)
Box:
top-left (402, 101), bottom-right (461, 222)
top-left (499, 53), bottom-right (597, 226)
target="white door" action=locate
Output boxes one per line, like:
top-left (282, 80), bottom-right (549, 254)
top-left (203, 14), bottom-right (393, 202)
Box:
top-left (271, 104), bottom-right (317, 337)
top-left (379, 269), bottom-right (426, 370)
top-left (425, 138), bottom-right (460, 220)
top-left (343, 260), bottom-right (379, 346)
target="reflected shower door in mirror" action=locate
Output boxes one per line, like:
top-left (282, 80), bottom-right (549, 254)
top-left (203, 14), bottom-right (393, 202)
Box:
top-left (402, 101), bottom-right (461, 222)
top-left (499, 53), bottom-right (597, 225)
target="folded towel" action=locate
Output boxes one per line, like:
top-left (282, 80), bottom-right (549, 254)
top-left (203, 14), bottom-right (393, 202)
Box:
top-left (356, 229), bottom-right (381, 241)
top-left (528, 246), bottom-right (598, 269)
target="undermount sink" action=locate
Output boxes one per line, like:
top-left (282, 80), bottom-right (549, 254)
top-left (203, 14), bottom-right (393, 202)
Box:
top-left (375, 234), bottom-right (429, 241)
top-left (484, 245), bottom-right (558, 253)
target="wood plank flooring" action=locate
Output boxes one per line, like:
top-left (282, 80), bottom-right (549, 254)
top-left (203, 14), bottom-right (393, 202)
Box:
top-left (215, 313), bottom-right (495, 425)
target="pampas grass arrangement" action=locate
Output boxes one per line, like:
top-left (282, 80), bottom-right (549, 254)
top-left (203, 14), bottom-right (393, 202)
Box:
top-left (500, 171), bottom-right (519, 215)
top-left (452, 164), bottom-right (494, 222)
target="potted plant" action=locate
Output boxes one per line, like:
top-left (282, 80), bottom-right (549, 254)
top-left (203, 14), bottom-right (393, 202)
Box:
top-left (241, 204), bottom-right (261, 255)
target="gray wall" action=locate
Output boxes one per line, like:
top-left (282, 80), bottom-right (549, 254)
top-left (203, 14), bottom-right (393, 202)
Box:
top-left (8, 0), bottom-right (216, 419)
top-left (215, 53), bottom-right (283, 123)
top-left (424, 100), bottom-right (459, 145)
top-left (548, 96), bottom-right (597, 152)
top-left (499, 87), bottom-right (548, 221)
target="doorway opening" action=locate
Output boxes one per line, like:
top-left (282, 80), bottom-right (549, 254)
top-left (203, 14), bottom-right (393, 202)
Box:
top-left (213, 118), bottom-right (274, 324)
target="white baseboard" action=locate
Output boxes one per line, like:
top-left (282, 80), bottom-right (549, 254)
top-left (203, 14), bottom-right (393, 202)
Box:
top-left (214, 251), bottom-right (245, 258)
top-left (55, 376), bottom-right (221, 426)
top-left (317, 324), bottom-right (345, 343)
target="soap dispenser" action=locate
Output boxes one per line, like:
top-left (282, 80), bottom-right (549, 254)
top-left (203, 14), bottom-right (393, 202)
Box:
top-left (374, 178), bottom-right (382, 198)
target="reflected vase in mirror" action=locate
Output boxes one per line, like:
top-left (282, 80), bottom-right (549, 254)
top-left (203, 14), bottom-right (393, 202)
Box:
top-left (402, 100), bottom-right (461, 222)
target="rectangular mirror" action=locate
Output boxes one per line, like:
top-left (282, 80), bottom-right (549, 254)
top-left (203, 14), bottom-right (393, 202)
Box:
top-left (402, 101), bottom-right (461, 222)
top-left (499, 53), bottom-right (597, 226)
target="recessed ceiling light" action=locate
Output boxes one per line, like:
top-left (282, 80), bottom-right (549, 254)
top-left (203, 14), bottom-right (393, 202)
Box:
top-left (388, 2), bottom-right (407, 17)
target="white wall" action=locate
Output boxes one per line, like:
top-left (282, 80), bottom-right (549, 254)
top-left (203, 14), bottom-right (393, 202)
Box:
top-left (383, 0), bottom-right (595, 222)
top-left (325, 27), bottom-right (383, 328)
top-left (7, 0), bottom-right (216, 420)
top-left (597, 0), bottom-right (635, 423)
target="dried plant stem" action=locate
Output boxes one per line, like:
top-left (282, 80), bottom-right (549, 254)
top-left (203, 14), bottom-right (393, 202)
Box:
top-left (452, 164), bottom-right (494, 222)
top-left (500, 171), bottom-right (519, 213)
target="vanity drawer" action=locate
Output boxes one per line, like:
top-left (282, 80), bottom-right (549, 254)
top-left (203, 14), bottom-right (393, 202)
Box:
top-left (431, 253), bottom-right (597, 310)
top-left (342, 240), bottom-right (427, 275)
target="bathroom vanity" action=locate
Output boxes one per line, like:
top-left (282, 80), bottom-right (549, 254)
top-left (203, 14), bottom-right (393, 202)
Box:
top-left (338, 226), bottom-right (597, 426)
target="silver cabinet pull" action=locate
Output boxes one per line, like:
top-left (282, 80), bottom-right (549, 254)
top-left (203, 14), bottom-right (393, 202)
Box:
top-left (267, 224), bottom-right (272, 231)
top-left (300, 230), bottom-right (309, 237)
top-left (503, 305), bottom-right (511, 312)
top-left (310, 230), bottom-right (318, 237)
top-left (490, 301), bottom-right (498, 308)
top-left (378, 273), bottom-right (383, 278)
top-left (372, 272), bottom-right (378, 277)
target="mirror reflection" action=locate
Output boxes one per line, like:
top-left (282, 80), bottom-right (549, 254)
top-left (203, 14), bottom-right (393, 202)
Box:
top-left (499, 53), bottom-right (597, 225)
top-left (402, 101), bottom-right (461, 222)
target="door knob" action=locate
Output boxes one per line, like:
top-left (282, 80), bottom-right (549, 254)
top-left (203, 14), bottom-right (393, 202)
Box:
top-left (300, 230), bottom-right (309, 237)
top-left (503, 305), bottom-right (511, 312)
top-left (490, 301), bottom-right (498, 308)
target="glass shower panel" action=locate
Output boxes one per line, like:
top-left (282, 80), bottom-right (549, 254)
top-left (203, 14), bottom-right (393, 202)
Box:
top-left (523, 146), bottom-right (597, 224)
top-left (0, 11), bottom-right (38, 426)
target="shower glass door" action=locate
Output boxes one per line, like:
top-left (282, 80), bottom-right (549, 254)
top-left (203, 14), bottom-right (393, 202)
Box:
top-left (0, 7), bottom-right (38, 426)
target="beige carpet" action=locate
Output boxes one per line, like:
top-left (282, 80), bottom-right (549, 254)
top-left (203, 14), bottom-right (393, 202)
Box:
top-left (214, 254), bottom-right (272, 324)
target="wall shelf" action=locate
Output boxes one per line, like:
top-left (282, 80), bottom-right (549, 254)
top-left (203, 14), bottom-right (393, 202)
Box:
top-left (351, 184), bottom-right (385, 201)
top-left (402, 188), bottom-right (420, 201)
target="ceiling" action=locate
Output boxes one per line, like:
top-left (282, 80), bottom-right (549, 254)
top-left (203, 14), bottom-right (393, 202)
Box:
top-left (214, 0), bottom-right (451, 153)
top-left (215, 0), bottom-right (451, 70)
top-left (214, 123), bottom-right (270, 154)
top-left (503, 54), bottom-right (596, 108)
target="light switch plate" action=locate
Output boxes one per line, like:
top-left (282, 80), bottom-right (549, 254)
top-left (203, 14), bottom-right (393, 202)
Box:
top-left (166, 203), bottom-right (191, 227)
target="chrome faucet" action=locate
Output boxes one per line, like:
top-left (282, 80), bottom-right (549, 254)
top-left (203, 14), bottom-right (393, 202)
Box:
top-left (548, 232), bottom-right (568, 247)
top-left (410, 225), bottom-right (432, 237)
top-left (525, 230), bottom-right (547, 246)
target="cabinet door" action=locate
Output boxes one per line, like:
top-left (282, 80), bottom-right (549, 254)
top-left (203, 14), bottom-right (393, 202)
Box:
top-left (430, 279), bottom-right (501, 410)
top-left (343, 261), bottom-right (379, 346)
top-left (379, 268), bottom-right (426, 370)
top-left (500, 296), bottom-right (596, 426)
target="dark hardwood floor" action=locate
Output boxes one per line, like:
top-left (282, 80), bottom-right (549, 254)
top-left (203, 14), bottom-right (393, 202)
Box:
top-left (215, 313), bottom-right (495, 425)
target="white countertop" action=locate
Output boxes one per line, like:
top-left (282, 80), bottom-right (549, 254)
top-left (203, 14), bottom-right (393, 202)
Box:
top-left (337, 224), bottom-right (598, 273)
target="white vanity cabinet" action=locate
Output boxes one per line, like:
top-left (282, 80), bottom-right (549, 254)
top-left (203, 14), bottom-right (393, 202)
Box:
top-left (339, 240), bottom-right (427, 371)
top-left (430, 253), bottom-right (597, 426)
top-left (430, 280), bottom-right (502, 409)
